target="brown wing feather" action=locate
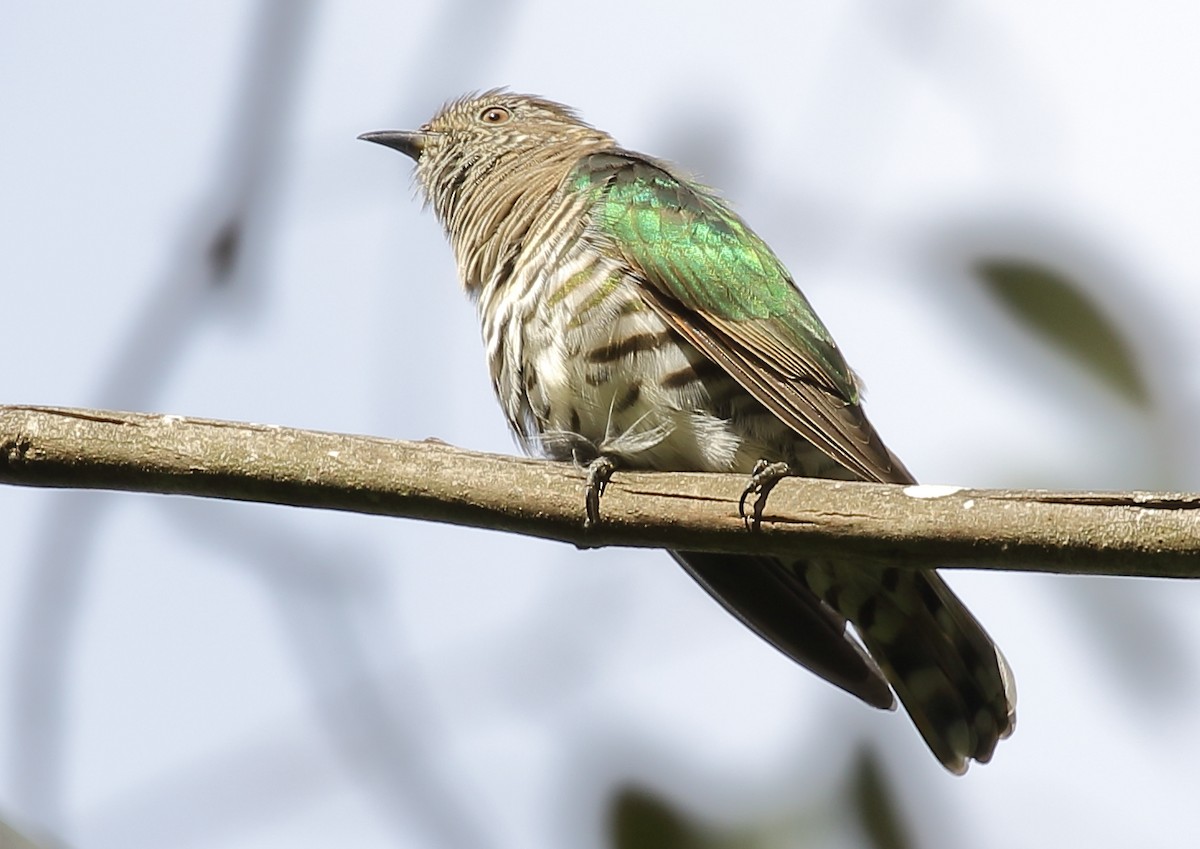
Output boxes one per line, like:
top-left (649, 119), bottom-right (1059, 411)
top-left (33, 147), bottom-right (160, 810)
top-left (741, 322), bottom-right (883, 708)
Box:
top-left (638, 286), bottom-right (914, 485)
top-left (672, 551), bottom-right (896, 709)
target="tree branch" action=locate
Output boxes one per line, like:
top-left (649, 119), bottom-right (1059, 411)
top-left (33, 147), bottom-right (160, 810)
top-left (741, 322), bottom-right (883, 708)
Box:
top-left (2, 404), bottom-right (1198, 577)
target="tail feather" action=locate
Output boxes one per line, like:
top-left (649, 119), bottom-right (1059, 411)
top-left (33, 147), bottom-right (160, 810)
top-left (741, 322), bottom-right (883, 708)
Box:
top-left (673, 551), bottom-right (895, 710)
top-left (807, 561), bottom-right (1016, 772)
top-left (674, 552), bottom-right (1015, 773)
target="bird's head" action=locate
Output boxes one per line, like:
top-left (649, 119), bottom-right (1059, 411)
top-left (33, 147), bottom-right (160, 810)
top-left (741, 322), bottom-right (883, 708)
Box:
top-left (360, 90), bottom-right (614, 224)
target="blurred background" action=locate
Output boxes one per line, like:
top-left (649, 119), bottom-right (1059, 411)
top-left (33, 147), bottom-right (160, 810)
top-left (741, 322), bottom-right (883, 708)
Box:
top-left (3, 1), bottom-right (1200, 847)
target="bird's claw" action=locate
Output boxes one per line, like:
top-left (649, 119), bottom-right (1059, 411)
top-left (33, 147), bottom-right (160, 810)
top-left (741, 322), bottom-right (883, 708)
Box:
top-left (738, 460), bottom-right (792, 529)
top-left (584, 456), bottom-right (618, 529)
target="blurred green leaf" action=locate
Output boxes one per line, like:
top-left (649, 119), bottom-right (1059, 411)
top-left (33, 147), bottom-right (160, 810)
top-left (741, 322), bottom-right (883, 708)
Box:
top-left (609, 785), bottom-right (709, 849)
top-left (976, 259), bottom-right (1150, 406)
top-left (850, 749), bottom-right (913, 849)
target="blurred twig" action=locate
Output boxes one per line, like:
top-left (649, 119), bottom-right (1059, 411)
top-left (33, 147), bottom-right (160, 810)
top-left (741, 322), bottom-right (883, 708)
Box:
top-left (7, 0), bottom-right (317, 828)
top-left (0, 812), bottom-right (62, 849)
top-left (3, 405), bottom-right (1199, 577)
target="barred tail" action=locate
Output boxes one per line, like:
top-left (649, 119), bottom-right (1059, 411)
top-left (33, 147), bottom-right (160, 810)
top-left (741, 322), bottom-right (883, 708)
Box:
top-left (675, 552), bottom-right (1015, 772)
top-left (806, 562), bottom-right (1017, 773)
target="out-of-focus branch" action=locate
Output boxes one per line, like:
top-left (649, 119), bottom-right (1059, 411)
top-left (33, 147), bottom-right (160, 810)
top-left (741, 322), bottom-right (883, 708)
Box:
top-left (2, 404), bottom-right (1199, 578)
top-left (0, 812), bottom-right (61, 849)
top-left (9, 2), bottom-right (322, 830)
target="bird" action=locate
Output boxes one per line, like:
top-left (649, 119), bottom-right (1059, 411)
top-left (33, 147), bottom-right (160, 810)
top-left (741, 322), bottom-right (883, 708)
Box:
top-left (360, 90), bottom-right (1015, 773)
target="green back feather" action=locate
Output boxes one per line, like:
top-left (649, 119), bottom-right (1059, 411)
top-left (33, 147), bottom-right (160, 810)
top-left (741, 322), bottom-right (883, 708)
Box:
top-left (570, 152), bottom-right (859, 404)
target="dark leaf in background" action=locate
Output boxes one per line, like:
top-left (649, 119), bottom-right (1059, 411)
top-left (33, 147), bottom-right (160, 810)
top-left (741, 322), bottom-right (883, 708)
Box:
top-left (975, 255), bottom-right (1191, 706)
top-left (609, 786), bottom-right (708, 849)
top-left (849, 749), bottom-right (914, 849)
top-left (207, 216), bottom-right (243, 283)
top-left (976, 259), bottom-right (1150, 407)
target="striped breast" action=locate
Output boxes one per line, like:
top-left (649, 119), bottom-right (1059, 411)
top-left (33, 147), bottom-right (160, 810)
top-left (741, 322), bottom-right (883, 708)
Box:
top-left (479, 235), bottom-right (821, 476)
top-left (473, 184), bottom-right (849, 478)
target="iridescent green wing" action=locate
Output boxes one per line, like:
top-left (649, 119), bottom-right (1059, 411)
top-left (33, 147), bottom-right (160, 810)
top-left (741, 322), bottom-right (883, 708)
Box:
top-left (571, 151), bottom-right (910, 484)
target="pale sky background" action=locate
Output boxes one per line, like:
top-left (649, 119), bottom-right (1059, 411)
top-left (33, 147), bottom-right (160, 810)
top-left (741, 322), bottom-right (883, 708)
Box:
top-left (3, 2), bottom-right (1200, 847)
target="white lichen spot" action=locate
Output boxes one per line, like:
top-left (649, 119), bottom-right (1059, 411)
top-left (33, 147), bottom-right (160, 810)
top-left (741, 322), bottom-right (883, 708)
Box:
top-left (902, 484), bottom-right (965, 499)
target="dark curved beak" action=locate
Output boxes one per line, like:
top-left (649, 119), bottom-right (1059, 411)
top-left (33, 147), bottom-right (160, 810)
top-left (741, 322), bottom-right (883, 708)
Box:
top-left (357, 130), bottom-right (430, 161)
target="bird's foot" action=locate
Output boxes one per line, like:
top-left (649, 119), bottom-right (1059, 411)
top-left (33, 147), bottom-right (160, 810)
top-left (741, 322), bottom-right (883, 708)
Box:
top-left (738, 460), bottom-right (793, 529)
top-left (583, 455), bottom-right (618, 530)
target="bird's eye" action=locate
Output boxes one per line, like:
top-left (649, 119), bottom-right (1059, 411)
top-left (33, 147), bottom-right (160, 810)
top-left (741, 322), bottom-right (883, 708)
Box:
top-left (479, 106), bottom-right (511, 125)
